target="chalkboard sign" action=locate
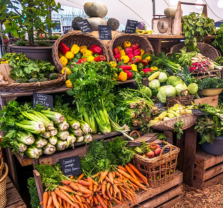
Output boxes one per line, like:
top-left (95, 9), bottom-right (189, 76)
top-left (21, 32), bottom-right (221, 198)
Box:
top-left (63, 26), bottom-right (72, 34)
top-left (98, 25), bottom-right (112, 40)
top-left (76, 19), bottom-right (93, 34)
top-left (125, 20), bottom-right (138, 33)
top-left (33, 93), bottom-right (53, 109)
top-left (192, 109), bottom-right (206, 116)
top-left (155, 103), bottom-right (166, 108)
top-left (59, 156), bottom-right (82, 177)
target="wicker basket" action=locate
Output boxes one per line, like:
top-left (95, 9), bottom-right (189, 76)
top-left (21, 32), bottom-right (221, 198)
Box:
top-left (168, 42), bottom-right (220, 61)
top-left (173, 89), bottom-right (194, 106)
top-left (52, 32), bottom-right (109, 72)
top-left (133, 142), bottom-right (180, 187)
top-left (107, 33), bottom-right (154, 63)
top-left (0, 158), bottom-right (4, 178)
top-left (0, 163), bottom-right (8, 208)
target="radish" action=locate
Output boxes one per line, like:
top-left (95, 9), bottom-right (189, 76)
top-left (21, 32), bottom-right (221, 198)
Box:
top-left (155, 148), bottom-right (161, 156)
top-left (156, 144), bottom-right (160, 149)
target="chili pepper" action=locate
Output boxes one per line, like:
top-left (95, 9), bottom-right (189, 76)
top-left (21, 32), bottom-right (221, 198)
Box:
top-left (86, 56), bottom-right (95, 62)
top-left (113, 47), bottom-right (120, 56)
top-left (124, 70), bottom-right (133, 79)
top-left (115, 54), bottom-right (121, 62)
top-left (119, 65), bottom-right (132, 70)
top-left (123, 41), bottom-right (131, 48)
top-left (58, 50), bottom-right (64, 58)
top-left (94, 55), bottom-right (106, 62)
top-left (61, 67), bottom-right (72, 76)
top-left (141, 59), bottom-right (148, 66)
top-left (131, 64), bottom-right (138, 72)
top-left (131, 57), bottom-right (139, 64)
top-left (117, 46), bottom-right (122, 51)
top-left (75, 52), bottom-right (82, 59)
top-left (128, 54), bottom-right (134, 60)
top-left (120, 50), bottom-right (126, 57)
top-left (121, 55), bottom-right (130, 64)
top-left (142, 68), bottom-right (152, 74)
top-left (71, 44), bottom-right (80, 54)
top-left (151, 66), bottom-right (158, 71)
top-left (78, 58), bottom-right (87, 64)
top-left (80, 45), bottom-right (87, 53)
top-left (135, 55), bottom-right (142, 61)
top-left (132, 43), bottom-right (140, 50)
top-left (133, 48), bottom-right (141, 56)
top-left (59, 42), bottom-right (70, 54)
top-left (83, 50), bottom-right (93, 56)
top-left (90, 44), bottom-right (103, 54)
top-left (125, 47), bottom-right (133, 55)
top-left (65, 79), bottom-right (72, 88)
top-left (60, 56), bottom-right (68, 67)
top-left (140, 48), bottom-right (145, 56)
top-left (118, 71), bottom-right (127, 81)
top-left (65, 51), bottom-right (74, 60)
top-left (109, 61), bottom-right (117, 67)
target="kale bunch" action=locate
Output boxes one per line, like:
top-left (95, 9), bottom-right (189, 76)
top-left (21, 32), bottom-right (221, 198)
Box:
top-left (197, 77), bottom-right (223, 90)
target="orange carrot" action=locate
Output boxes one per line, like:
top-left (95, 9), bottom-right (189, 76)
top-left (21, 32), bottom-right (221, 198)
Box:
top-left (60, 190), bottom-right (74, 202)
top-left (96, 194), bottom-right (107, 208)
top-left (108, 172), bottom-right (113, 184)
top-left (73, 202), bottom-right (80, 208)
top-left (57, 196), bottom-right (62, 205)
top-left (102, 181), bottom-right (106, 197)
top-left (128, 163), bottom-right (147, 181)
top-left (106, 183), bottom-right (111, 192)
top-left (88, 177), bottom-right (93, 191)
top-left (93, 196), bottom-right (99, 205)
top-left (82, 193), bottom-right (92, 198)
top-left (62, 200), bottom-right (67, 208)
top-left (112, 171), bottom-right (116, 179)
top-left (47, 196), bottom-right (53, 208)
top-left (96, 205), bottom-right (102, 208)
top-left (113, 198), bottom-right (122, 205)
top-left (117, 168), bottom-right (132, 179)
top-left (118, 165), bottom-right (127, 172)
top-left (58, 185), bottom-right (74, 193)
top-left (80, 196), bottom-right (85, 202)
top-left (43, 191), bottom-right (49, 208)
top-left (98, 170), bottom-right (109, 183)
top-left (77, 180), bottom-right (90, 186)
top-left (125, 165), bottom-right (138, 180)
top-left (67, 202), bottom-right (71, 208)
top-left (52, 192), bottom-right (60, 208)
top-left (70, 183), bottom-right (92, 195)
top-left (90, 199), bottom-right (94, 207)
top-left (129, 178), bottom-right (147, 190)
top-left (93, 184), bottom-right (98, 192)
top-left (54, 189), bottom-right (76, 207)
top-left (62, 180), bottom-right (72, 185)
top-left (75, 195), bottom-right (82, 203)
top-left (106, 190), bottom-right (112, 200)
top-left (78, 173), bottom-right (85, 180)
top-left (92, 172), bottom-right (100, 178)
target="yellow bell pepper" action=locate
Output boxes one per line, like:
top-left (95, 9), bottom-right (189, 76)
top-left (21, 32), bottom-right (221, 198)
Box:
top-left (80, 46), bottom-right (87, 53)
top-left (65, 51), bottom-right (74, 60)
top-left (60, 56), bottom-right (68, 67)
top-left (65, 79), bottom-right (73, 88)
top-left (151, 66), bottom-right (158, 71)
top-left (120, 50), bottom-right (126, 57)
top-left (146, 56), bottom-right (151, 62)
top-left (86, 56), bottom-right (94, 62)
top-left (135, 56), bottom-right (142, 61)
top-left (121, 55), bottom-right (130, 64)
top-left (61, 67), bottom-right (72, 76)
top-left (117, 46), bottom-right (122, 51)
top-left (123, 41), bottom-right (131, 48)
top-left (71, 44), bottom-right (80, 55)
top-left (118, 71), bottom-right (127, 82)
top-left (83, 50), bottom-right (93, 57)
top-left (131, 64), bottom-right (138, 72)
top-left (58, 51), bottom-right (64, 58)
top-left (140, 48), bottom-right (145, 56)
top-left (109, 61), bottom-right (117, 67)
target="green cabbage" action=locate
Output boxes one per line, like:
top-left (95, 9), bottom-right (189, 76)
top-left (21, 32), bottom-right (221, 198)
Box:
top-left (166, 76), bottom-right (184, 87)
top-left (175, 83), bottom-right (187, 96)
top-left (188, 83), bottom-right (198, 95)
top-left (149, 79), bottom-right (160, 89)
top-left (157, 85), bottom-right (176, 103)
top-left (140, 86), bottom-right (152, 98)
top-left (157, 87), bottom-right (167, 103)
top-left (158, 72), bottom-right (168, 83)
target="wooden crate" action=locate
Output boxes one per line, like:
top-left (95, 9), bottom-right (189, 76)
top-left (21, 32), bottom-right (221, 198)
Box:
top-left (193, 149), bottom-right (223, 189)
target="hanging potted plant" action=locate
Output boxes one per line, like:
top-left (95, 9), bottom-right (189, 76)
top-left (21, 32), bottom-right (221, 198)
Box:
top-left (0, 0), bottom-right (61, 61)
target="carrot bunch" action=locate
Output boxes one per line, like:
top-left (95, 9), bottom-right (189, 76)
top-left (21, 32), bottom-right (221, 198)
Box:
top-left (41, 163), bottom-right (148, 208)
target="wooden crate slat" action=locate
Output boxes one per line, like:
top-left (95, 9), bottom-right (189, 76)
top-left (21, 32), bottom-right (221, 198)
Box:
top-left (194, 95), bottom-right (218, 108)
top-left (140, 185), bottom-right (183, 208)
top-left (203, 162), bottom-right (223, 181)
top-left (6, 201), bottom-right (26, 208)
top-left (156, 195), bottom-right (183, 208)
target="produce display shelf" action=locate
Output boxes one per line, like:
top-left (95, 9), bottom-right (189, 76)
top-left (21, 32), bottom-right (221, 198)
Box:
top-left (6, 177), bottom-right (26, 208)
top-left (146, 34), bottom-right (216, 40)
top-left (193, 149), bottom-right (223, 190)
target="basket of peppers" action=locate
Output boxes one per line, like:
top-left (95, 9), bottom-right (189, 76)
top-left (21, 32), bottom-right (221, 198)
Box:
top-left (52, 31), bottom-right (109, 72)
top-left (107, 33), bottom-right (154, 82)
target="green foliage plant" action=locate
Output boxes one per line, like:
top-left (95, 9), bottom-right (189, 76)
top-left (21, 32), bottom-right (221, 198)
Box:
top-left (212, 24), bottom-right (223, 55)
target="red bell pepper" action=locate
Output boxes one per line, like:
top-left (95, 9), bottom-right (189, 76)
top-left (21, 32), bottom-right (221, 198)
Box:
top-left (119, 65), bottom-right (132, 70)
top-left (78, 58), bottom-right (87, 64)
top-left (141, 59), bottom-right (148, 66)
top-left (131, 57), bottom-right (139, 64)
top-left (133, 48), bottom-right (141, 56)
top-left (90, 44), bottom-right (102, 54)
top-left (128, 54), bottom-right (134, 60)
top-left (94, 55), bottom-right (106, 62)
top-left (125, 47), bottom-right (133, 55)
top-left (124, 70), bottom-right (133, 79)
top-left (59, 42), bottom-right (70, 54)
top-left (113, 48), bottom-right (120, 56)
top-left (115, 54), bottom-right (121, 62)
top-left (132, 43), bottom-right (140, 50)
top-left (142, 68), bottom-right (151, 74)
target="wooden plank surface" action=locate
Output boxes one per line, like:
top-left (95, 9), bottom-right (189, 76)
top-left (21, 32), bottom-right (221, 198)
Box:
top-left (146, 34), bottom-right (215, 39)
top-left (33, 170), bottom-right (43, 208)
top-left (113, 170), bottom-right (183, 208)
top-left (6, 177), bottom-right (26, 208)
top-left (157, 195), bottom-right (182, 208)
top-left (194, 95), bottom-right (218, 107)
top-left (164, 131), bottom-right (173, 144)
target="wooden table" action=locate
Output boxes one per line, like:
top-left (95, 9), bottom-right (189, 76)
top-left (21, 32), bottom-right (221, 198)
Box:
top-left (6, 177), bottom-right (26, 208)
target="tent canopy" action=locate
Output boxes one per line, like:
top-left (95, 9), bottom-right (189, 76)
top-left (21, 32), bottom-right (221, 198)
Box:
top-left (55, 0), bottom-right (223, 29)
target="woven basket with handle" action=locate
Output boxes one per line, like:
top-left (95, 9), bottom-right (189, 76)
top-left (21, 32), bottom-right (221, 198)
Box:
top-left (0, 163), bottom-right (8, 208)
top-left (107, 33), bottom-right (154, 63)
top-left (168, 42), bottom-right (220, 61)
top-left (133, 141), bottom-right (180, 188)
top-left (52, 32), bottom-right (109, 72)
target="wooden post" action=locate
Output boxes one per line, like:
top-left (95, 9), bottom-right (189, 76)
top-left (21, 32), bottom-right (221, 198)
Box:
top-left (172, 1), bottom-right (182, 35)
top-left (164, 131), bottom-right (173, 144)
top-left (202, 5), bottom-right (208, 17)
top-left (33, 170), bottom-right (44, 208)
top-left (183, 126), bottom-right (197, 186)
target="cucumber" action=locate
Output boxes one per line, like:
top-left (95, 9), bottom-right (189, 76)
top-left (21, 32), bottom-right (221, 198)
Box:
top-left (39, 78), bottom-right (48, 82)
top-left (29, 78), bottom-right (38, 83)
top-left (16, 78), bottom-right (27, 83)
top-left (49, 73), bottom-right (58, 80)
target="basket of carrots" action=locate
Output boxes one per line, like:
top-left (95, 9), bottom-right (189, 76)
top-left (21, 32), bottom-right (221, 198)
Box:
top-left (133, 141), bottom-right (180, 188)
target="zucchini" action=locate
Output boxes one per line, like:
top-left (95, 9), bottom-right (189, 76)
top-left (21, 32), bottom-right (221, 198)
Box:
top-left (49, 73), bottom-right (58, 80)
top-left (29, 78), bottom-right (38, 83)
top-left (16, 78), bottom-right (27, 83)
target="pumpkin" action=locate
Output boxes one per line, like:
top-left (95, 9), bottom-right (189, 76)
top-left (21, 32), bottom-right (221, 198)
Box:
top-left (87, 17), bottom-right (107, 31)
top-left (84, 2), bottom-right (108, 18)
top-left (107, 18), bottom-right (120, 31)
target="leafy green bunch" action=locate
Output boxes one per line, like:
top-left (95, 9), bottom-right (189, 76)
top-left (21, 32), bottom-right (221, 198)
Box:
top-left (197, 77), bottom-right (223, 91)
top-left (212, 24), bottom-right (223, 55)
top-left (182, 12), bottom-right (216, 52)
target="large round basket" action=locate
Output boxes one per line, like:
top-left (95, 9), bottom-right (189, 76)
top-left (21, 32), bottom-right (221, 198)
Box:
top-left (168, 42), bottom-right (220, 61)
top-left (0, 73), bottom-right (66, 92)
top-left (107, 33), bottom-right (154, 63)
top-left (52, 32), bottom-right (109, 72)
top-left (0, 163), bottom-right (8, 208)
top-left (151, 114), bottom-right (197, 131)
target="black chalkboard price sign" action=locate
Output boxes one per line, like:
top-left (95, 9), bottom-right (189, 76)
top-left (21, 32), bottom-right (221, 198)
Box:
top-left (59, 156), bottom-right (82, 177)
top-left (76, 19), bottom-right (93, 34)
top-left (125, 19), bottom-right (138, 33)
top-left (155, 103), bottom-right (166, 108)
top-left (33, 92), bottom-right (53, 109)
top-left (98, 25), bottom-right (112, 40)
top-left (192, 109), bottom-right (206, 116)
